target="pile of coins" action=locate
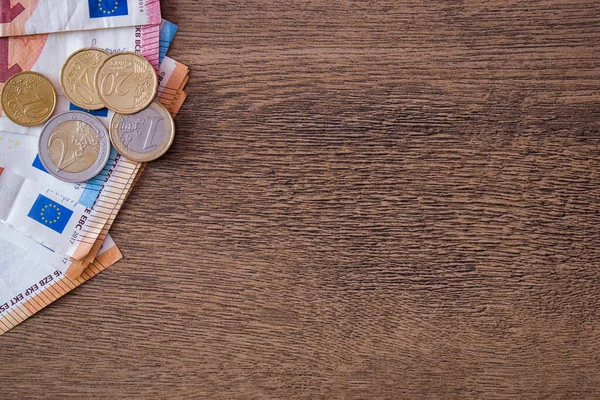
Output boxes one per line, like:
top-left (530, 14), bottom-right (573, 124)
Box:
top-left (0, 48), bottom-right (175, 183)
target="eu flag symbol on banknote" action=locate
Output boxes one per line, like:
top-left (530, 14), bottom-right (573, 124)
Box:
top-left (27, 195), bottom-right (73, 234)
top-left (88, 0), bottom-right (129, 18)
top-left (69, 103), bottom-right (109, 118)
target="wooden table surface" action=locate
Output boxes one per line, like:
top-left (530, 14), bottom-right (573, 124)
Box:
top-left (2, 1), bottom-right (600, 398)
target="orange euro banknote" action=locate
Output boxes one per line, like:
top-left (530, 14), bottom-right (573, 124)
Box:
top-left (64, 56), bottom-right (189, 278)
top-left (0, 230), bottom-right (122, 335)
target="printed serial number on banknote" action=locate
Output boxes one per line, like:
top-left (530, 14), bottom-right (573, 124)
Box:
top-left (0, 230), bottom-right (122, 335)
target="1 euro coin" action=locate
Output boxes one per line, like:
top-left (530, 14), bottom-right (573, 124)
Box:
top-left (109, 101), bottom-right (175, 162)
top-left (38, 111), bottom-right (111, 182)
top-left (95, 52), bottom-right (158, 114)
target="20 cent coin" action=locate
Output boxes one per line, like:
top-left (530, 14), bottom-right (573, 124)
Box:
top-left (1, 71), bottom-right (57, 126)
top-left (60, 48), bottom-right (110, 110)
top-left (38, 111), bottom-right (111, 182)
top-left (95, 52), bottom-right (158, 114)
top-left (109, 101), bottom-right (175, 162)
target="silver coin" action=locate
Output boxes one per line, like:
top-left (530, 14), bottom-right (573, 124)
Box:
top-left (109, 101), bottom-right (175, 162)
top-left (38, 111), bottom-right (110, 183)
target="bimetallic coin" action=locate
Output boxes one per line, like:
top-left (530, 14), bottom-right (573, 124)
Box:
top-left (60, 48), bottom-right (110, 110)
top-left (38, 111), bottom-right (111, 183)
top-left (1, 71), bottom-right (57, 126)
top-left (109, 101), bottom-right (175, 162)
top-left (95, 52), bottom-right (158, 114)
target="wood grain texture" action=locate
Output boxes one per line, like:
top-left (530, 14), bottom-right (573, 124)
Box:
top-left (2, 0), bottom-right (600, 398)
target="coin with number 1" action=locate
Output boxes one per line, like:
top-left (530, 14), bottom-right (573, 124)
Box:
top-left (109, 101), bottom-right (175, 162)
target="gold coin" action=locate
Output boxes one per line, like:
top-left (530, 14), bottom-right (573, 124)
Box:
top-left (109, 101), bottom-right (175, 162)
top-left (60, 48), bottom-right (110, 110)
top-left (95, 52), bottom-right (158, 114)
top-left (1, 71), bottom-right (57, 126)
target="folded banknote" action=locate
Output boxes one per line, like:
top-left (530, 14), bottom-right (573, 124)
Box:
top-left (0, 231), bottom-right (122, 335)
top-left (64, 56), bottom-right (189, 277)
top-left (0, 0), bottom-right (160, 37)
top-left (0, 22), bottom-right (164, 261)
top-left (0, 8), bottom-right (188, 335)
top-left (0, 59), bottom-right (187, 265)
top-left (0, 166), bottom-right (110, 257)
top-left (159, 19), bottom-right (178, 64)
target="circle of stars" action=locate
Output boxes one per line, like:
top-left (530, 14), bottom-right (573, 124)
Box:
top-left (97, 0), bottom-right (120, 14)
top-left (40, 204), bottom-right (61, 225)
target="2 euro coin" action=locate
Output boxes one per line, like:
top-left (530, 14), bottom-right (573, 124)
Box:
top-left (38, 111), bottom-right (111, 182)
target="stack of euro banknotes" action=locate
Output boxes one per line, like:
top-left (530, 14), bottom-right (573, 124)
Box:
top-left (0, 1), bottom-right (189, 335)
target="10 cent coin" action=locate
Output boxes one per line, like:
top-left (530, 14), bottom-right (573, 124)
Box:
top-left (1, 71), bottom-right (57, 126)
top-left (109, 101), bottom-right (175, 162)
top-left (60, 48), bottom-right (110, 110)
top-left (95, 52), bottom-right (158, 114)
top-left (38, 111), bottom-right (111, 182)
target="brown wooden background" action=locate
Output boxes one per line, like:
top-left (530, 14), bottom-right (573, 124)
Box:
top-left (2, 0), bottom-right (600, 398)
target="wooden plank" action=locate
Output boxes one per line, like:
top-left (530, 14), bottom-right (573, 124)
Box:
top-left (1, 0), bottom-right (600, 397)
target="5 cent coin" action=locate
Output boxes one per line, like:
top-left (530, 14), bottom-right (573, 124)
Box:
top-left (109, 101), bottom-right (175, 162)
top-left (95, 52), bottom-right (158, 114)
top-left (1, 71), bottom-right (57, 126)
top-left (38, 111), bottom-right (111, 182)
top-left (60, 48), bottom-right (110, 110)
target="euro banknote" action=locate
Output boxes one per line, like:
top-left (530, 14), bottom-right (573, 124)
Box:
top-left (0, 0), bottom-right (160, 37)
top-left (64, 155), bottom-right (139, 277)
top-left (0, 166), bottom-right (112, 258)
top-left (159, 19), bottom-right (178, 64)
top-left (0, 21), bottom-right (163, 259)
top-left (65, 57), bottom-right (189, 278)
top-left (0, 56), bottom-right (187, 263)
top-left (157, 56), bottom-right (189, 115)
top-left (0, 130), bottom-right (103, 209)
top-left (0, 29), bottom-right (180, 239)
top-left (0, 148), bottom-right (140, 260)
top-left (0, 231), bottom-right (122, 335)
top-left (0, 23), bottom-right (160, 136)
top-left (0, 60), bottom-right (188, 330)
